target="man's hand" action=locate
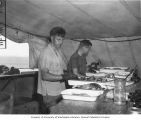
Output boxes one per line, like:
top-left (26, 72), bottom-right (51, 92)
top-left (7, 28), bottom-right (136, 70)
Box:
top-left (61, 73), bottom-right (78, 82)
top-left (77, 74), bottom-right (86, 80)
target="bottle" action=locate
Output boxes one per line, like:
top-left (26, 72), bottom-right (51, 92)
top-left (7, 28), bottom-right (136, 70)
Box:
top-left (114, 78), bottom-right (126, 105)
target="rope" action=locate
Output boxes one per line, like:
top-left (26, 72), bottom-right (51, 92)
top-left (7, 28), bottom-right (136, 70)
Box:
top-left (71, 37), bottom-right (141, 42)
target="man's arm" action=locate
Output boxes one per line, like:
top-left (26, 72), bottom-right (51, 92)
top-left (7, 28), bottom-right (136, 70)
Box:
top-left (38, 49), bottom-right (63, 82)
top-left (70, 56), bottom-right (85, 77)
top-left (41, 68), bottom-right (78, 81)
top-left (41, 68), bottom-right (62, 82)
top-left (72, 68), bottom-right (83, 77)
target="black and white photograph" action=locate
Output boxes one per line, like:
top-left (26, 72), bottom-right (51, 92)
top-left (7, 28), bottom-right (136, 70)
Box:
top-left (0, 0), bottom-right (141, 119)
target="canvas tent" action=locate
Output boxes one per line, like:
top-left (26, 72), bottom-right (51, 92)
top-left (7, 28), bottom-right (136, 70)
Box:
top-left (0, 0), bottom-right (141, 74)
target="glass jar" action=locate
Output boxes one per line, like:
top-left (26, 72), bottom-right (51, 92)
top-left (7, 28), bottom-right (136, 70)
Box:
top-left (114, 78), bottom-right (126, 105)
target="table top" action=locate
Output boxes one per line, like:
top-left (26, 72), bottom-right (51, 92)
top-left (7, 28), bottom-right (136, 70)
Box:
top-left (0, 71), bottom-right (38, 80)
top-left (50, 96), bottom-right (129, 114)
top-left (50, 82), bottom-right (141, 114)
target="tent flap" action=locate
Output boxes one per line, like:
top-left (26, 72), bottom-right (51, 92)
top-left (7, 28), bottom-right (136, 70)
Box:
top-left (0, 0), bottom-right (140, 39)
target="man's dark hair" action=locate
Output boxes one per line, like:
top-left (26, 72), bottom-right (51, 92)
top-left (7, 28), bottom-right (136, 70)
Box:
top-left (50, 26), bottom-right (66, 37)
top-left (79, 40), bottom-right (92, 47)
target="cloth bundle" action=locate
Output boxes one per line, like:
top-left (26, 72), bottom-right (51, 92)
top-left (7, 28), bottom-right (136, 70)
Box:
top-left (0, 65), bottom-right (20, 75)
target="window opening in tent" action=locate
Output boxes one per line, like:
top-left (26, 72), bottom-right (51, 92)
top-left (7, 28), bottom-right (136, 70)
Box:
top-left (0, 35), bottom-right (29, 68)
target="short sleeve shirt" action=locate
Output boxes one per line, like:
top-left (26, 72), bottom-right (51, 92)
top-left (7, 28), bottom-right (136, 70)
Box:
top-left (67, 51), bottom-right (87, 75)
top-left (37, 44), bottom-right (66, 96)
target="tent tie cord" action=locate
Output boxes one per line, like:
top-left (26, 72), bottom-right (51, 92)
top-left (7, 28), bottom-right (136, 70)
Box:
top-left (71, 37), bottom-right (141, 42)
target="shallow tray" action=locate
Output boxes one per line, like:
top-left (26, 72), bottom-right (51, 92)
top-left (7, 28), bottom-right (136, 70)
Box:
top-left (61, 89), bottom-right (103, 102)
top-left (68, 80), bottom-right (134, 90)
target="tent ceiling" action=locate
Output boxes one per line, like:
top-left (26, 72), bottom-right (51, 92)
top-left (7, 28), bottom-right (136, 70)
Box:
top-left (1, 0), bottom-right (141, 39)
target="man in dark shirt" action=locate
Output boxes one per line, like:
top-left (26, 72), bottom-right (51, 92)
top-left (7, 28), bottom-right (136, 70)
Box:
top-left (67, 40), bottom-right (92, 77)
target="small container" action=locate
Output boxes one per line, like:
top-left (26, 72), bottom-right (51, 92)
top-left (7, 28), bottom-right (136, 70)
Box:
top-left (114, 78), bottom-right (126, 105)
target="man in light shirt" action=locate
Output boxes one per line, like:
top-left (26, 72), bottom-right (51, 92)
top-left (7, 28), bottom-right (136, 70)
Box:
top-left (37, 27), bottom-right (77, 110)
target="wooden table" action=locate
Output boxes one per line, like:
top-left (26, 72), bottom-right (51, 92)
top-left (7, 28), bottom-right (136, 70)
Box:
top-left (0, 72), bottom-right (39, 114)
top-left (50, 82), bottom-right (141, 114)
top-left (0, 72), bottom-right (38, 97)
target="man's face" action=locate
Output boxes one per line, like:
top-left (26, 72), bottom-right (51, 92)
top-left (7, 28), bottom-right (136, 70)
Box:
top-left (51, 35), bottom-right (64, 49)
top-left (82, 46), bottom-right (91, 56)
